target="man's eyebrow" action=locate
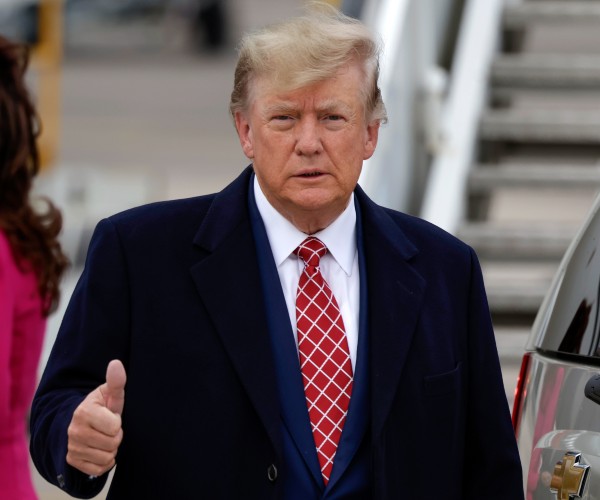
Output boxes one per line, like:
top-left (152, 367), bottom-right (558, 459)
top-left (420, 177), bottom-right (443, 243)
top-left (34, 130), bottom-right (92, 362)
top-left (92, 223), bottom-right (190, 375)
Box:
top-left (317, 101), bottom-right (360, 121)
top-left (262, 99), bottom-right (354, 116)
top-left (316, 99), bottom-right (352, 114)
top-left (263, 102), bottom-right (297, 115)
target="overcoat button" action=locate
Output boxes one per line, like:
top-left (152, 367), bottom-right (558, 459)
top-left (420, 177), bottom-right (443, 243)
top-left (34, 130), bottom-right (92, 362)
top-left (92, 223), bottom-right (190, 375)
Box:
top-left (267, 464), bottom-right (278, 482)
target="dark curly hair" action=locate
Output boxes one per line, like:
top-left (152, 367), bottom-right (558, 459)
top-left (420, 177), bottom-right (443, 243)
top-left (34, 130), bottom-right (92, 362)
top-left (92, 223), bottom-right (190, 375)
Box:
top-left (0, 35), bottom-right (68, 316)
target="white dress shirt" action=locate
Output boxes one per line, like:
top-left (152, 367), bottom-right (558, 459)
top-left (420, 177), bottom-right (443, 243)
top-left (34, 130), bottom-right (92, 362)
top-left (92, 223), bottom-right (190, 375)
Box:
top-left (254, 176), bottom-right (360, 370)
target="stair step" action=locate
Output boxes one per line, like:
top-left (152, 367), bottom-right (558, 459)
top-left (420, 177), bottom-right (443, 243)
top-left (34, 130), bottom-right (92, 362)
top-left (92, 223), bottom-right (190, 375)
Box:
top-left (504, 2), bottom-right (600, 28)
top-left (482, 262), bottom-right (557, 315)
top-left (487, 283), bottom-right (547, 315)
top-left (459, 223), bottom-right (576, 260)
top-left (491, 54), bottom-right (600, 89)
top-left (481, 110), bottom-right (600, 144)
top-left (469, 164), bottom-right (600, 192)
top-left (494, 327), bottom-right (531, 362)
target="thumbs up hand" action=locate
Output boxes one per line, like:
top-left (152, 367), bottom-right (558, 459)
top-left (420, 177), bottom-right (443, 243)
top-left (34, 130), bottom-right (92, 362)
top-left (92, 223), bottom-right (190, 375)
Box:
top-left (102, 359), bottom-right (126, 415)
top-left (66, 360), bottom-right (127, 477)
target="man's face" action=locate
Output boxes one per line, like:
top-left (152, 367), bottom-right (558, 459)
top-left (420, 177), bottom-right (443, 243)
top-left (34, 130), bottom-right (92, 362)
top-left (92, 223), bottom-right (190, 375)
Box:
top-left (234, 62), bottom-right (380, 233)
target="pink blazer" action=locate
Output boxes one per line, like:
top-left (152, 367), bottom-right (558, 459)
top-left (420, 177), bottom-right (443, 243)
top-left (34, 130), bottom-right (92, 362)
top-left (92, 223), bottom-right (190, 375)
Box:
top-left (0, 230), bottom-right (46, 499)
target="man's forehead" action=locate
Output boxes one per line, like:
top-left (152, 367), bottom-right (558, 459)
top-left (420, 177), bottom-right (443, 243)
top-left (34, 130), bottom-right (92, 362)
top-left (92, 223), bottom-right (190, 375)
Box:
top-left (262, 96), bottom-right (353, 111)
top-left (250, 75), bottom-right (359, 109)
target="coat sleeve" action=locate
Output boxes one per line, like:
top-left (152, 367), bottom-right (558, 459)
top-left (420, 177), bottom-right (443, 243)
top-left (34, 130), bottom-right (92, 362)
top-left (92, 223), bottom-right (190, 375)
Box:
top-left (29, 218), bottom-right (131, 499)
top-left (463, 247), bottom-right (524, 499)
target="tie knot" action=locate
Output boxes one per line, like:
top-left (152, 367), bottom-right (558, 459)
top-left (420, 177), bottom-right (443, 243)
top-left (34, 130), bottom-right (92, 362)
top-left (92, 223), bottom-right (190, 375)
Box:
top-left (295, 237), bottom-right (327, 268)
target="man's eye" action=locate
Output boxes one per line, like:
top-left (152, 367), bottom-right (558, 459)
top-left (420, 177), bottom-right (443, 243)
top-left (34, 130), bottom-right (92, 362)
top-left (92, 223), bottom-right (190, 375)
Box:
top-left (273, 115), bottom-right (292, 121)
top-left (326, 115), bottom-right (343, 121)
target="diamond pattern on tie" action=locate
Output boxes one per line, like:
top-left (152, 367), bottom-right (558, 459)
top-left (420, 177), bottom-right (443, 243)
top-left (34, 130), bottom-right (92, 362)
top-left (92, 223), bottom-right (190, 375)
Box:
top-left (294, 237), bottom-right (353, 485)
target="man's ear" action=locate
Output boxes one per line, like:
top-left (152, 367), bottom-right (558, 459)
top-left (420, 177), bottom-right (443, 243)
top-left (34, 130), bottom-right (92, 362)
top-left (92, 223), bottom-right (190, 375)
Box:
top-left (234, 111), bottom-right (254, 159)
top-left (363, 120), bottom-right (380, 160)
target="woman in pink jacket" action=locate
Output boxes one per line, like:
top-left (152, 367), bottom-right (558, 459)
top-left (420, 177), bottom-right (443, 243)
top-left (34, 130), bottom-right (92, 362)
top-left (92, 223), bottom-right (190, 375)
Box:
top-left (0, 35), bottom-right (68, 499)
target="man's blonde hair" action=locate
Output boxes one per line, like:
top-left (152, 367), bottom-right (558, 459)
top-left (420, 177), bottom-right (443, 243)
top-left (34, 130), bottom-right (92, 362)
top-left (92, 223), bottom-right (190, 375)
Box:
top-left (229, 3), bottom-right (387, 124)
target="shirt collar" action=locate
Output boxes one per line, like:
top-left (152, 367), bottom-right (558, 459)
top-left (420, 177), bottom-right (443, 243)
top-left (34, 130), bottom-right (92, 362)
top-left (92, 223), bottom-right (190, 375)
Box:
top-left (253, 176), bottom-right (356, 276)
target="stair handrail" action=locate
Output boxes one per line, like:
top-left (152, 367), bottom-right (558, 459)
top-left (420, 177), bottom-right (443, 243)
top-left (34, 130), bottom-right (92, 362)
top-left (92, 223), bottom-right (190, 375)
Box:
top-left (359, 0), bottom-right (467, 214)
top-left (358, 0), bottom-right (413, 210)
top-left (420, 0), bottom-right (506, 233)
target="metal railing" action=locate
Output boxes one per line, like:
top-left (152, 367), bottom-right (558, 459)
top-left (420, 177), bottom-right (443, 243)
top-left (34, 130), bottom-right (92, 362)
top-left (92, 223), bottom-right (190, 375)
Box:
top-left (420, 0), bottom-right (505, 233)
top-left (31, 0), bottom-right (63, 170)
top-left (358, 0), bottom-right (464, 214)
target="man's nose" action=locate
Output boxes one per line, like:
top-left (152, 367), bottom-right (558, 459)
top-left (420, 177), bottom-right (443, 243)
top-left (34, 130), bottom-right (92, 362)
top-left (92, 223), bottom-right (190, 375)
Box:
top-left (294, 118), bottom-right (323, 156)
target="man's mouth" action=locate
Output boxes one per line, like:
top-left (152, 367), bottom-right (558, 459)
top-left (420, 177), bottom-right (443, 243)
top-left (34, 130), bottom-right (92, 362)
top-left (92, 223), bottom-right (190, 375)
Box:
top-left (299, 172), bottom-right (323, 177)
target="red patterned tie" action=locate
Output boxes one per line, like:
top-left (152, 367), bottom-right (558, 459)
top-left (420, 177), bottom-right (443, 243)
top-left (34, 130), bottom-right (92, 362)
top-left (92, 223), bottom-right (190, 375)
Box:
top-left (294, 236), bottom-right (353, 485)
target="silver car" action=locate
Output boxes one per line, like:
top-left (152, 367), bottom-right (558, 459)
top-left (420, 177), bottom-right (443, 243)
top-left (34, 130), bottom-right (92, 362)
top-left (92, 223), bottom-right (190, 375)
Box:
top-left (514, 193), bottom-right (600, 499)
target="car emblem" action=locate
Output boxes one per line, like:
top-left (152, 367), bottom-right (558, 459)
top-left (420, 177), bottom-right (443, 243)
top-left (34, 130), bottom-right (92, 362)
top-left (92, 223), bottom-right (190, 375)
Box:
top-left (550, 452), bottom-right (590, 500)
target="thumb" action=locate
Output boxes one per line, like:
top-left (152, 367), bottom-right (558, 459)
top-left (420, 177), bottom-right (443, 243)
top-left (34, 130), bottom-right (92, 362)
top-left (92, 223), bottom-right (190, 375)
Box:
top-left (104, 359), bottom-right (126, 415)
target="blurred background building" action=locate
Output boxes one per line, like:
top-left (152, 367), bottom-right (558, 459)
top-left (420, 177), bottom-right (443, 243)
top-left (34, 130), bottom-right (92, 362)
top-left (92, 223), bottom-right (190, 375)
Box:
top-left (2, 0), bottom-right (600, 497)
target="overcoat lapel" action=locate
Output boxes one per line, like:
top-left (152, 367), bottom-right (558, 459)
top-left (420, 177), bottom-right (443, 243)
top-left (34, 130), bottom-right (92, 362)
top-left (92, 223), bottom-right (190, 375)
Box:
top-left (355, 187), bottom-right (427, 440)
top-left (189, 169), bottom-right (281, 457)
